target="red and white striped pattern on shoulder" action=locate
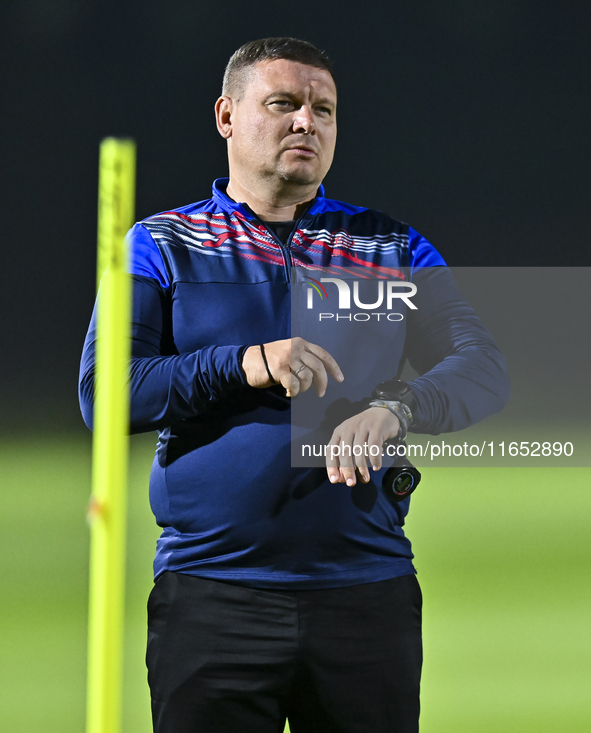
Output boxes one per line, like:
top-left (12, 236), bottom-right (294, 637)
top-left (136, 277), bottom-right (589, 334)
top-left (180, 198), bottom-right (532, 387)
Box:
top-left (292, 227), bottom-right (409, 279)
top-left (142, 210), bottom-right (285, 266)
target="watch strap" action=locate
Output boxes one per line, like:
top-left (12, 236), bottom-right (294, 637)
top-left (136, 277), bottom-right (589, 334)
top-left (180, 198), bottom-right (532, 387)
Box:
top-left (369, 399), bottom-right (413, 441)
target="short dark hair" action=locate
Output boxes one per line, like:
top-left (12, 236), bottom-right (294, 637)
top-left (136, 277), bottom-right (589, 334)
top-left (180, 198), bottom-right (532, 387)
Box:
top-left (222, 37), bottom-right (334, 98)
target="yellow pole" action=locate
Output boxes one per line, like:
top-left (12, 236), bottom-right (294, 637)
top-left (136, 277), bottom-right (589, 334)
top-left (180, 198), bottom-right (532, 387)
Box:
top-left (86, 138), bottom-right (136, 733)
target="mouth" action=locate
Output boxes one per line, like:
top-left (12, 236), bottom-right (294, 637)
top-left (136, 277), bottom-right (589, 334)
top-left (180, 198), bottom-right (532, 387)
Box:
top-left (286, 146), bottom-right (317, 157)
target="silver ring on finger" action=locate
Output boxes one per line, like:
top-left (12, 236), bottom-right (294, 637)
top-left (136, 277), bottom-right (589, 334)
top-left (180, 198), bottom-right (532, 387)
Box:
top-left (294, 364), bottom-right (307, 375)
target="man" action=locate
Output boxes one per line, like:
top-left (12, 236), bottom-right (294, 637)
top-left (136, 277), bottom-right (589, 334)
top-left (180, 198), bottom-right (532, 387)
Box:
top-left (80, 37), bottom-right (509, 733)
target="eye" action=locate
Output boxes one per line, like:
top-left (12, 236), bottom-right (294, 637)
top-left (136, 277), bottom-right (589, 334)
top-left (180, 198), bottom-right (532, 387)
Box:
top-left (269, 100), bottom-right (293, 109)
top-left (316, 106), bottom-right (332, 115)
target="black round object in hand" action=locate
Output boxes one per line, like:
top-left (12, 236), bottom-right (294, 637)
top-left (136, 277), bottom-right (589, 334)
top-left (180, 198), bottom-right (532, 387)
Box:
top-left (382, 453), bottom-right (421, 503)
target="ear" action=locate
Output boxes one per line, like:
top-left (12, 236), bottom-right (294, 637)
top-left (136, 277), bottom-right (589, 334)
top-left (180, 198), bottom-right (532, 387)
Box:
top-left (215, 96), bottom-right (234, 139)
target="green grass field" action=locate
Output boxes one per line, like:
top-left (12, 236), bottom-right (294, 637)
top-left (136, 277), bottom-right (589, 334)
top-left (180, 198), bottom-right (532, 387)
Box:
top-left (1, 433), bottom-right (589, 731)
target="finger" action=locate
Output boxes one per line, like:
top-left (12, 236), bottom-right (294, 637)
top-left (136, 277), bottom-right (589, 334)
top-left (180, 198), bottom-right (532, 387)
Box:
top-left (291, 352), bottom-right (327, 397)
top-left (289, 370), bottom-right (301, 398)
top-left (357, 466), bottom-right (370, 483)
top-left (340, 466), bottom-right (358, 486)
top-left (304, 342), bottom-right (344, 385)
top-left (304, 356), bottom-right (328, 397)
top-left (291, 364), bottom-right (314, 394)
top-left (277, 364), bottom-right (298, 398)
top-left (307, 356), bottom-right (328, 398)
top-left (367, 428), bottom-right (385, 471)
top-left (334, 431), bottom-right (356, 485)
top-left (327, 465), bottom-right (340, 484)
top-left (336, 427), bottom-right (372, 486)
top-left (326, 433), bottom-right (342, 484)
top-left (353, 434), bottom-right (371, 483)
top-left (340, 466), bottom-right (372, 484)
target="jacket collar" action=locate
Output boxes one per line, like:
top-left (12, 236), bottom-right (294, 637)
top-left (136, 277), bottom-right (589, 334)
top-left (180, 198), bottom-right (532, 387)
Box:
top-left (212, 177), bottom-right (326, 220)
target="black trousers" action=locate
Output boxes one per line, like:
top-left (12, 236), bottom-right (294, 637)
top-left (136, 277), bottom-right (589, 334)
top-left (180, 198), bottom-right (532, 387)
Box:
top-left (147, 571), bottom-right (422, 733)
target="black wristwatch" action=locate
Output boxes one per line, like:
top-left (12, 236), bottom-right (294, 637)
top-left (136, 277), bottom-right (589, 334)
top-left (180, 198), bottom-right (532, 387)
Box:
top-left (371, 379), bottom-right (416, 414)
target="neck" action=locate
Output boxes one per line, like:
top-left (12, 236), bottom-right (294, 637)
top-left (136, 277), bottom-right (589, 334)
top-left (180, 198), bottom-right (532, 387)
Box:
top-left (225, 173), bottom-right (318, 221)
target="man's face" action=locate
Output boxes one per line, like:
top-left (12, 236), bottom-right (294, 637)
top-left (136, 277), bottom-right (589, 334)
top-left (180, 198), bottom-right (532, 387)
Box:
top-left (223, 58), bottom-right (337, 188)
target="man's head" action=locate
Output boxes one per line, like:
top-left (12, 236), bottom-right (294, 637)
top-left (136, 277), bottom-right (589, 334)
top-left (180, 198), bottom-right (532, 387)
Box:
top-left (216, 38), bottom-right (337, 209)
top-left (222, 37), bottom-right (334, 101)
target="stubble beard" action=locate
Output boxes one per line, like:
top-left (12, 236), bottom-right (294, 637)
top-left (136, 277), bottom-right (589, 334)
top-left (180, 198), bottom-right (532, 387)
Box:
top-left (276, 161), bottom-right (319, 187)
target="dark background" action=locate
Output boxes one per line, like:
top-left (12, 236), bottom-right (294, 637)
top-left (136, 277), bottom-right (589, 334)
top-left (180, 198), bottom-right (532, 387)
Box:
top-left (2, 0), bottom-right (590, 430)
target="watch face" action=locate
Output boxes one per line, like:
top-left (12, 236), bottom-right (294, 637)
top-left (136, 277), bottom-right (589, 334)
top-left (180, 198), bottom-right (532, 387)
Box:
top-left (373, 379), bottom-right (409, 401)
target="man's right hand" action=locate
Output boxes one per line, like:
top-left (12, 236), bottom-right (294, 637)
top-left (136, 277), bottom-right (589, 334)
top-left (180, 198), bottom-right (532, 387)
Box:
top-left (242, 337), bottom-right (344, 398)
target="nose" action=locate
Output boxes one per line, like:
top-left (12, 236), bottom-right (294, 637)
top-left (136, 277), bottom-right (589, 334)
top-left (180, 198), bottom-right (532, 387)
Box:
top-left (291, 105), bottom-right (315, 135)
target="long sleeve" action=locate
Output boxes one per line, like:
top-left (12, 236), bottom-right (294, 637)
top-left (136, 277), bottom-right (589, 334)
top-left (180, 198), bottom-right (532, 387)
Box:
top-left (78, 225), bottom-right (248, 434)
top-left (404, 230), bottom-right (510, 434)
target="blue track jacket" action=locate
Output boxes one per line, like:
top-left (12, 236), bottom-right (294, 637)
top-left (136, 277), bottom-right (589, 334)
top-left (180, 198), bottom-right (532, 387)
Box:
top-left (79, 179), bottom-right (510, 589)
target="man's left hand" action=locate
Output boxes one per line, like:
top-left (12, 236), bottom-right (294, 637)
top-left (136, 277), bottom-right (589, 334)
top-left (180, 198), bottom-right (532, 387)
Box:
top-left (326, 407), bottom-right (400, 486)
